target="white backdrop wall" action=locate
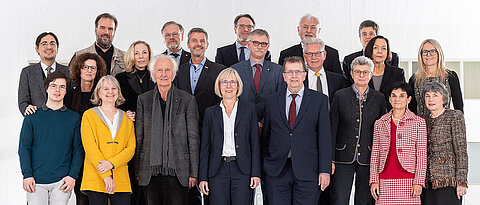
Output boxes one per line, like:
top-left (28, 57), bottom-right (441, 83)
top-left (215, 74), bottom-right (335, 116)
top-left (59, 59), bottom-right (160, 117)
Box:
top-left (1, 0), bottom-right (479, 203)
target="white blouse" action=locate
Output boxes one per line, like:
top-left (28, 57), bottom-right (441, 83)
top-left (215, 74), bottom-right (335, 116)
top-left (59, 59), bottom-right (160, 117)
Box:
top-left (220, 100), bottom-right (238, 157)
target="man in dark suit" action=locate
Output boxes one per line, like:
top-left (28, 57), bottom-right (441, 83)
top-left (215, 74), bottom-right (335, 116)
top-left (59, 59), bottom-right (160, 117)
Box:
top-left (342, 20), bottom-right (399, 84)
top-left (18, 32), bottom-right (69, 116)
top-left (261, 56), bottom-right (332, 205)
top-left (160, 21), bottom-right (191, 66)
top-left (215, 14), bottom-right (271, 67)
top-left (278, 14), bottom-right (342, 75)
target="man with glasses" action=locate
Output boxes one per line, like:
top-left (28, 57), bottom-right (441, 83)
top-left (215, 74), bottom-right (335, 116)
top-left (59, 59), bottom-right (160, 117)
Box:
top-left (18, 32), bottom-right (70, 116)
top-left (161, 21), bottom-right (191, 66)
top-left (278, 14), bottom-right (342, 75)
top-left (19, 71), bottom-right (83, 205)
top-left (71, 13), bottom-right (125, 76)
top-left (215, 14), bottom-right (271, 67)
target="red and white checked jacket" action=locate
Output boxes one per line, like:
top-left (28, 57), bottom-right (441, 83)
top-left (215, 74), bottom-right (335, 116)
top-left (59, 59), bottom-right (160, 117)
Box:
top-left (369, 109), bottom-right (427, 186)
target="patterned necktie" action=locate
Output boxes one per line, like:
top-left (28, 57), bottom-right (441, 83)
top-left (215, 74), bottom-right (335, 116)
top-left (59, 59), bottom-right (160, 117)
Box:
top-left (239, 47), bottom-right (246, 61)
top-left (254, 64), bottom-right (261, 93)
top-left (288, 94), bottom-right (297, 129)
top-left (315, 72), bottom-right (323, 93)
top-left (46, 66), bottom-right (53, 76)
top-left (170, 53), bottom-right (180, 59)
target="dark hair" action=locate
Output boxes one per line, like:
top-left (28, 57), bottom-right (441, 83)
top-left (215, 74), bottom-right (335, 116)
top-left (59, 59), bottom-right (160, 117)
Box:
top-left (35, 32), bottom-right (59, 47)
top-left (389, 81), bottom-right (413, 98)
top-left (188, 27), bottom-right (208, 42)
top-left (161, 21), bottom-right (184, 34)
top-left (358, 20), bottom-right (379, 36)
top-left (283, 56), bottom-right (306, 72)
top-left (95, 13), bottom-right (118, 30)
top-left (44, 71), bottom-right (69, 91)
top-left (234, 14), bottom-right (255, 27)
top-left (69, 53), bottom-right (107, 86)
top-left (364, 35), bottom-right (392, 62)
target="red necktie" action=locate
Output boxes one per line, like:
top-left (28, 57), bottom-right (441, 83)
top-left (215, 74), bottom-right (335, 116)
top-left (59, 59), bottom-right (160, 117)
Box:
top-left (289, 94), bottom-right (297, 129)
top-left (254, 64), bottom-right (261, 93)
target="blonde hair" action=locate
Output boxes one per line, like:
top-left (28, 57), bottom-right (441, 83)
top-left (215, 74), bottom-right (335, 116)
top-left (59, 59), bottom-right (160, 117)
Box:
top-left (214, 68), bottom-right (243, 98)
top-left (124, 41), bottom-right (153, 73)
top-left (91, 75), bottom-right (125, 107)
top-left (415, 39), bottom-right (450, 86)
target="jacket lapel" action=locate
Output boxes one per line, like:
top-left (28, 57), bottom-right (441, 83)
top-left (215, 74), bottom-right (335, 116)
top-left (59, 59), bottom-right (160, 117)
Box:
top-left (234, 101), bottom-right (244, 130)
top-left (33, 63), bottom-right (47, 100)
top-left (258, 62), bottom-right (271, 94)
top-left (293, 88), bottom-right (311, 129)
top-left (379, 65), bottom-right (393, 93)
top-left (127, 72), bottom-right (143, 94)
top-left (277, 90), bottom-right (289, 128)
top-left (242, 62), bottom-right (256, 94)
top-left (230, 43), bottom-right (239, 64)
top-left (215, 105), bottom-right (224, 136)
top-left (194, 60), bottom-right (210, 94)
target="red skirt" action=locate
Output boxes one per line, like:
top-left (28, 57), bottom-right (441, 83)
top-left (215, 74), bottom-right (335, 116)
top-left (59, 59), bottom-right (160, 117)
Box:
top-left (376, 178), bottom-right (420, 205)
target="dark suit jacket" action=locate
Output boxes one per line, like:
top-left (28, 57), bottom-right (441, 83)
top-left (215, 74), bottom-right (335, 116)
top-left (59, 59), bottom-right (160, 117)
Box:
top-left (215, 42), bottom-right (272, 67)
top-left (303, 70), bottom-right (348, 104)
top-left (231, 60), bottom-right (285, 121)
top-left (115, 71), bottom-right (155, 112)
top-left (342, 50), bottom-right (399, 84)
top-left (18, 62), bottom-right (69, 115)
top-left (368, 64), bottom-right (405, 110)
top-left (278, 43), bottom-right (342, 75)
top-left (174, 58), bottom-right (226, 125)
top-left (199, 101), bottom-right (260, 181)
top-left (261, 88), bottom-right (332, 181)
top-left (162, 49), bottom-right (191, 66)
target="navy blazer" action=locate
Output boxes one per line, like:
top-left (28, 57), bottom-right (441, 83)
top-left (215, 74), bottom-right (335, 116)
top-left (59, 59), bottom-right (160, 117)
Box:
top-left (231, 60), bottom-right (285, 121)
top-left (215, 42), bottom-right (272, 67)
top-left (261, 88), bottom-right (332, 181)
top-left (199, 101), bottom-right (261, 181)
top-left (303, 70), bottom-right (348, 104)
top-left (278, 43), bottom-right (342, 75)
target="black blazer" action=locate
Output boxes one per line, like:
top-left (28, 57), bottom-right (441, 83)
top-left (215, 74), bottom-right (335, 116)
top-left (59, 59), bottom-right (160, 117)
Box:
top-left (303, 70), bottom-right (349, 104)
top-left (215, 42), bottom-right (272, 67)
top-left (162, 49), bottom-right (191, 66)
top-left (368, 64), bottom-right (405, 110)
top-left (115, 71), bottom-right (154, 112)
top-left (173, 58), bottom-right (226, 125)
top-left (342, 50), bottom-right (399, 84)
top-left (199, 101), bottom-right (261, 181)
top-left (278, 43), bottom-right (342, 75)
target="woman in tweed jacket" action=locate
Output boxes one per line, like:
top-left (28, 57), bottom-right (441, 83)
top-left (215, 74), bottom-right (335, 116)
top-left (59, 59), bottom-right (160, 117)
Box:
top-left (421, 81), bottom-right (468, 205)
top-left (370, 82), bottom-right (427, 204)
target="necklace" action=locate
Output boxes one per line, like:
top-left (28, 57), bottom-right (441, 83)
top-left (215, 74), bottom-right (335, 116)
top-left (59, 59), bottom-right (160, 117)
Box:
top-left (136, 71), bottom-right (148, 84)
top-left (431, 108), bottom-right (446, 118)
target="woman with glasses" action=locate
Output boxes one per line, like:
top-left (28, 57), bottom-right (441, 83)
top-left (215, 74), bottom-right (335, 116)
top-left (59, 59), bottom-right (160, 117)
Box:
top-left (364, 36), bottom-right (406, 110)
top-left (408, 39), bottom-right (463, 119)
top-left (199, 68), bottom-right (261, 205)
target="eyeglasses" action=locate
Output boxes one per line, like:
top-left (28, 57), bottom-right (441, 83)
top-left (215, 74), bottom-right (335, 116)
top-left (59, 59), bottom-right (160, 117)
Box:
top-left (304, 51), bottom-right (324, 57)
top-left (82, 65), bottom-right (97, 71)
top-left (352, 70), bottom-right (371, 76)
top-left (40, 41), bottom-right (57, 46)
top-left (422, 49), bottom-right (437, 56)
top-left (163, 32), bottom-right (180, 38)
top-left (301, 25), bottom-right (318, 31)
top-left (221, 80), bottom-right (238, 86)
top-left (237, 24), bottom-right (254, 29)
top-left (283, 70), bottom-right (305, 76)
top-left (250, 41), bottom-right (269, 47)
top-left (49, 83), bottom-right (67, 90)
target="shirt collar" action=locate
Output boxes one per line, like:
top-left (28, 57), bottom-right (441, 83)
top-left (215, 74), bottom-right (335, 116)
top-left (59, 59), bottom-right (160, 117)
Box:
top-left (250, 59), bottom-right (264, 67)
top-left (352, 84), bottom-right (369, 100)
top-left (190, 57), bottom-right (207, 68)
top-left (41, 104), bottom-right (67, 112)
top-left (235, 41), bottom-right (248, 50)
top-left (167, 49), bottom-right (183, 56)
top-left (308, 67), bottom-right (325, 77)
top-left (40, 61), bottom-right (57, 70)
top-left (286, 85), bottom-right (305, 98)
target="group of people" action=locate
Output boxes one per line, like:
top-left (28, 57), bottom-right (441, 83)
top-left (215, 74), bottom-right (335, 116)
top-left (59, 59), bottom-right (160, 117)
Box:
top-left (17, 12), bottom-right (468, 205)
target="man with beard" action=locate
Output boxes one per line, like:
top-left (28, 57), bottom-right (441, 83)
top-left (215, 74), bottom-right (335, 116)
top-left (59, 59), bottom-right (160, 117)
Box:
top-left (278, 14), bottom-right (342, 75)
top-left (71, 13), bottom-right (125, 76)
top-left (161, 21), bottom-right (191, 66)
top-left (215, 14), bottom-right (271, 67)
top-left (18, 32), bottom-right (70, 116)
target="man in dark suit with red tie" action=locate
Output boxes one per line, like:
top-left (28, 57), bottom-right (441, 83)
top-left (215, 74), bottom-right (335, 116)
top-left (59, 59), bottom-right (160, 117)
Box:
top-left (160, 21), bottom-right (191, 66)
top-left (261, 56), bottom-right (332, 205)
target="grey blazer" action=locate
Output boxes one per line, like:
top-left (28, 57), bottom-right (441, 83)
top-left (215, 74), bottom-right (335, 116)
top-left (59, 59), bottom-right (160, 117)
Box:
top-left (134, 86), bottom-right (200, 187)
top-left (18, 62), bottom-right (69, 115)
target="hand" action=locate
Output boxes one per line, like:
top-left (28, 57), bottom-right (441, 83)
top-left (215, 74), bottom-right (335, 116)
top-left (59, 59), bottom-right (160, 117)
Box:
top-left (457, 185), bottom-right (467, 199)
top-left (126, 110), bottom-right (136, 121)
top-left (412, 184), bottom-right (422, 197)
top-left (23, 177), bottom-right (35, 193)
top-left (250, 177), bottom-right (261, 189)
top-left (24, 105), bottom-right (37, 116)
top-left (104, 176), bottom-right (115, 193)
top-left (370, 183), bottom-right (379, 200)
top-left (189, 177), bottom-right (198, 188)
top-left (318, 174), bottom-right (330, 191)
top-left (331, 162), bottom-right (335, 175)
top-left (258, 122), bottom-right (263, 136)
top-left (97, 160), bottom-right (114, 174)
top-left (199, 181), bottom-right (209, 195)
top-left (60, 176), bottom-right (75, 193)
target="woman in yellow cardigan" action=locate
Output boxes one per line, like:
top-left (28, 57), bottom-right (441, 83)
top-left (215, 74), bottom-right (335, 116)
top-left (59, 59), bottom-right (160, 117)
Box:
top-left (80, 75), bottom-right (135, 205)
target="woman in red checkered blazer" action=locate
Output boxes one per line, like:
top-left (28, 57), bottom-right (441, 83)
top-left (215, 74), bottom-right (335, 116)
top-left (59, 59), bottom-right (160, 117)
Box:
top-left (369, 82), bottom-right (427, 204)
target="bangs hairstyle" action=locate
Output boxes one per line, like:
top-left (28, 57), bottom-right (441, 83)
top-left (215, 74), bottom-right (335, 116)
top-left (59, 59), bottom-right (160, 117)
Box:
top-left (214, 68), bottom-right (243, 98)
top-left (124, 40), bottom-right (153, 73)
top-left (283, 56), bottom-right (306, 72)
top-left (415, 39), bottom-right (450, 86)
top-left (364, 35), bottom-right (392, 62)
top-left (69, 53), bottom-right (107, 86)
top-left (422, 81), bottom-right (450, 108)
top-left (43, 71), bottom-right (70, 91)
top-left (389, 81), bottom-right (413, 98)
top-left (148, 54), bottom-right (178, 83)
top-left (351, 56), bottom-right (374, 73)
top-left (90, 75), bottom-right (125, 107)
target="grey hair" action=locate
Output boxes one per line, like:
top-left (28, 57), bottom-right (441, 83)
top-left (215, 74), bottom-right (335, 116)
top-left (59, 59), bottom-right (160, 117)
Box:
top-left (148, 54), bottom-right (178, 83)
top-left (247, 29), bottom-right (270, 42)
top-left (90, 75), bottom-right (125, 107)
top-left (423, 81), bottom-right (450, 108)
top-left (302, 38), bottom-right (325, 53)
top-left (298, 14), bottom-right (320, 27)
top-left (351, 56), bottom-right (374, 73)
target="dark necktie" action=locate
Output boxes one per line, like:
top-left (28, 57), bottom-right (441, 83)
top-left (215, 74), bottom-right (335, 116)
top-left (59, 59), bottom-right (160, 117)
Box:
top-left (254, 64), bottom-right (261, 93)
top-left (239, 47), bottom-right (246, 61)
top-left (289, 94), bottom-right (297, 129)
top-left (46, 66), bottom-right (53, 76)
top-left (315, 72), bottom-right (323, 93)
top-left (170, 53), bottom-right (180, 59)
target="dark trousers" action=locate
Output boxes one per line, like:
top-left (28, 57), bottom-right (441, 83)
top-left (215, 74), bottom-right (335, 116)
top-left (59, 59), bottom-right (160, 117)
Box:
top-left (189, 185), bottom-right (203, 205)
top-left (209, 160), bottom-right (252, 205)
top-left (74, 166), bottom-right (89, 205)
top-left (128, 160), bottom-right (146, 205)
top-left (318, 183), bottom-right (331, 205)
top-left (421, 186), bottom-right (462, 205)
top-left (143, 175), bottom-right (188, 205)
top-left (265, 159), bottom-right (320, 205)
top-left (86, 191), bottom-right (130, 205)
top-left (331, 162), bottom-right (373, 205)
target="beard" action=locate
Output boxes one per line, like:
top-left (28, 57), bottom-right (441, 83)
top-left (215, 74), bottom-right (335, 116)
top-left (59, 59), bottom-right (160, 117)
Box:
top-left (167, 42), bottom-right (181, 51)
top-left (96, 34), bottom-right (113, 49)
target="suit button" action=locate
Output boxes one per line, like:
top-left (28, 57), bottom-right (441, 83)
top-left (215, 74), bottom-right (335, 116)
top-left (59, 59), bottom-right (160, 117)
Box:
top-left (357, 144), bottom-right (360, 147)
top-left (357, 119), bottom-right (360, 122)
top-left (290, 133), bottom-right (293, 136)
top-left (398, 149), bottom-right (402, 153)
top-left (361, 105), bottom-right (364, 108)
top-left (399, 122), bottom-right (404, 126)
top-left (235, 133), bottom-right (238, 136)
top-left (236, 145), bottom-right (239, 148)
top-left (357, 153), bottom-right (361, 156)
top-left (355, 136), bottom-right (359, 139)
top-left (398, 134), bottom-right (402, 139)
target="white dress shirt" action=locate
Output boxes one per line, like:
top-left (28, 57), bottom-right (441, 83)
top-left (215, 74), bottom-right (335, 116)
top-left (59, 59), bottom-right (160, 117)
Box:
top-left (308, 68), bottom-right (329, 97)
top-left (98, 107), bottom-right (120, 141)
top-left (40, 62), bottom-right (56, 77)
top-left (220, 100), bottom-right (238, 157)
